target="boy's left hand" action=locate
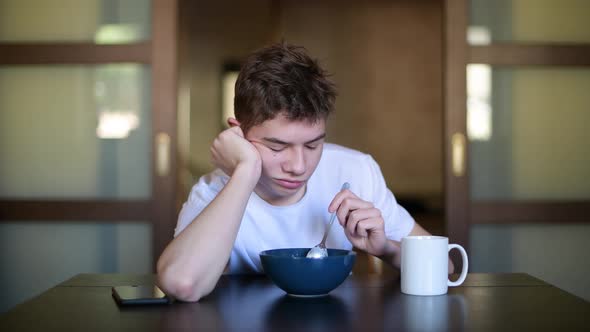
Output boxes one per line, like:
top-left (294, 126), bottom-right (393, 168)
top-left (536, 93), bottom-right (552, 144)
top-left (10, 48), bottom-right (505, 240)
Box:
top-left (329, 189), bottom-right (388, 257)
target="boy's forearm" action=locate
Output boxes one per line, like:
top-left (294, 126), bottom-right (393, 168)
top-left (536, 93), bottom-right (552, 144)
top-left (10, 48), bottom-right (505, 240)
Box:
top-left (157, 164), bottom-right (259, 301)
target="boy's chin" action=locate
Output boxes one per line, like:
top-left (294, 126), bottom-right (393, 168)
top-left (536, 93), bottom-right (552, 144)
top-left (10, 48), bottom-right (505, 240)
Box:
top-left (258, 182), bottom-right (307, 205)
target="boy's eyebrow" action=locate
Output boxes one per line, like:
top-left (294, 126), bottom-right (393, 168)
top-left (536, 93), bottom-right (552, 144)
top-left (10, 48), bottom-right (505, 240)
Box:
top-left (262, 133), bottom-right (326, 145)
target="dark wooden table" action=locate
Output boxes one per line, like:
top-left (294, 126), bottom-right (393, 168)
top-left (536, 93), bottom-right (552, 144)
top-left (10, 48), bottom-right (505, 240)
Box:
top-left (1, 273), bottom-right (588, 331)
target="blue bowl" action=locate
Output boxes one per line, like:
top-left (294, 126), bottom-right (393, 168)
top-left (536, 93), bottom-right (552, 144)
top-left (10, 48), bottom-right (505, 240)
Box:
top-left (259, 248), bottom-right (356, 296)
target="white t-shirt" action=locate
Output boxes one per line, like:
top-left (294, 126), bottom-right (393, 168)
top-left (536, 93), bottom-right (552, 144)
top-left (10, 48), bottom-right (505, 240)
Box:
top-left (175, 143), bottom-right (415, 274)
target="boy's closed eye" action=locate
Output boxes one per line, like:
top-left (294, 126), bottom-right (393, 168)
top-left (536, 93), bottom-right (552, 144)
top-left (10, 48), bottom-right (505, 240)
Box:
top-left (268, 143), bottom-right (321, 152)
top-left (268, 145), bottom-right (286, 152)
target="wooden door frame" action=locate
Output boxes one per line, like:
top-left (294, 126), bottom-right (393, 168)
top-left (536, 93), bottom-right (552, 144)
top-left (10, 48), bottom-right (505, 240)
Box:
top-left (152, 0), bottom-right (178, 269)
top-left (443, 0), bottom-right (470, 252)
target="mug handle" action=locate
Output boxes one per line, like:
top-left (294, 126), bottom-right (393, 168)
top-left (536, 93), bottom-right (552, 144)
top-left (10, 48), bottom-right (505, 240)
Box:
top-left (447, 244), bottom-right (468, 287)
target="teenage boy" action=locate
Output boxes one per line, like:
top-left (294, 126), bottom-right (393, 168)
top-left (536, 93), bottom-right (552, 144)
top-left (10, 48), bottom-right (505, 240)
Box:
top-left (157, 43), bottom-right (436, 302)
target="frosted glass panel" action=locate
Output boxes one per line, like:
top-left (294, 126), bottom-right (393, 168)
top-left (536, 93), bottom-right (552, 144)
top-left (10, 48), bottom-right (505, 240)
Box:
top-left (468, 66), bottom-right (590, 200)
top-left (469, 0), bottom-right (590, 44)
top-left (0, 221), bottom-right (152, 313)
top-left (0, 65), bottom-right (151, 199)
top-left (0, 0), bottom-right (150, 43)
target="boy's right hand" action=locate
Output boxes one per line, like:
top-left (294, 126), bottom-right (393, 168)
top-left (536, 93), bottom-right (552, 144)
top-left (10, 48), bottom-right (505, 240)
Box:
top-left (210, 125), bottom-right (262, 180)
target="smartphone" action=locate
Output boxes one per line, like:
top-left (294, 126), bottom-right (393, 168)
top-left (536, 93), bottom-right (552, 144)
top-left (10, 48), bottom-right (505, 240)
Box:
top-left (112, 285), bottom-right (172, 306)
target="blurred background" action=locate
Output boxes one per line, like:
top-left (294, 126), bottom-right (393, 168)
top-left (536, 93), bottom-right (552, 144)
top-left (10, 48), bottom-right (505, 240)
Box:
top-left (1, 0), bottom-right (589, 312)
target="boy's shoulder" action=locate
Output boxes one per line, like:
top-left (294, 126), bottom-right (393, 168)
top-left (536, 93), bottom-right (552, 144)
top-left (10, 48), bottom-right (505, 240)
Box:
top-left (191, 168), bottom-right (229, 197)
top-left (319, 143), bottom-right (379, 177)
top-left (322, 143), bottom-right (372, 163)
top-left (314, 143), bottom-right (383, 196)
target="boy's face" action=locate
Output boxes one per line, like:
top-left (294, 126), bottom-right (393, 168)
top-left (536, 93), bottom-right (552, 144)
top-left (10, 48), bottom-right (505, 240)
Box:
top-left (245, 113), bottom-right (326, 206)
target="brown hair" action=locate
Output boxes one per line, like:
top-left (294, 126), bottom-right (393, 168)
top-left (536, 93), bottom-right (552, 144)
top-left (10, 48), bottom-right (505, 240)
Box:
top-left (234, 43), bottom-right (337, 133)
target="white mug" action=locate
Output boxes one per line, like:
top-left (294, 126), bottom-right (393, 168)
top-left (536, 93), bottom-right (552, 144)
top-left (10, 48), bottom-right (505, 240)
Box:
top-left (401, 236), bottom-right (468, 296)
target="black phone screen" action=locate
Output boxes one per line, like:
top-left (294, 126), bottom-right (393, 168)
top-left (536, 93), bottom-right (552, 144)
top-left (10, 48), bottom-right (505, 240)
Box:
top-left (112, 285), bottom-right (172, 305)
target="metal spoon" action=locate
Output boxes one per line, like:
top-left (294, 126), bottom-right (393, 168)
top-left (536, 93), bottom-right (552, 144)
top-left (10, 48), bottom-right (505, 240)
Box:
top-left (306, 182), bottom-right (350, 259)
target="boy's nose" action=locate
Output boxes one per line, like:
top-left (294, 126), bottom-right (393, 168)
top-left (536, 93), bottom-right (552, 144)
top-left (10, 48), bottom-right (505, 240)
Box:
top-left (283, 147), bottom-right (306, 175)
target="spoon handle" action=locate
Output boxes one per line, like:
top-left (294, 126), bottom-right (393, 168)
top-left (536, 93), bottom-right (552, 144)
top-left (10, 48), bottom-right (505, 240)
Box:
top-left (320, 182), bottom-right (350, 245)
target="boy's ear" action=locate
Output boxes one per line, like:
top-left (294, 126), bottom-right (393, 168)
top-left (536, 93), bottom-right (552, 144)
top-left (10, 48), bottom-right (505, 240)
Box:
top-left (227, 117), bottom-right (240, 128)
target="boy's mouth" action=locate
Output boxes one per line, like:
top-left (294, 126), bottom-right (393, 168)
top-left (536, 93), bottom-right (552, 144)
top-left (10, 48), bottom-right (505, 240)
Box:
top-left (275, 179), bottom-right (305, 190)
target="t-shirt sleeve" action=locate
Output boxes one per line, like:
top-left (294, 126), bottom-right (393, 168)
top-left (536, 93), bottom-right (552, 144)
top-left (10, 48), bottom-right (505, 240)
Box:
top-left (174, 173), bottom-right (223, 237)
top-left (365, 155), bottom-right (415, 241)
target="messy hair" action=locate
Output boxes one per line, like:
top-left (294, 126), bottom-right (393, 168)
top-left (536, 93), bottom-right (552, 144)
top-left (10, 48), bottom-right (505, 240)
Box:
top-left (234, 42), bottom-right (337, 133)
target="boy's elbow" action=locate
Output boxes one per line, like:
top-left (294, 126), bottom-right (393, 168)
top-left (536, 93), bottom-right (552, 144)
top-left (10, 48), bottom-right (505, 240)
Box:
top-left (157, 263), bottom-right (212, 302)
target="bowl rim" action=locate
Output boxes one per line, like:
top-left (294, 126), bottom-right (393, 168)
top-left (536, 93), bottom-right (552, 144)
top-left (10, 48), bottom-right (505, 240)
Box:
top-left (259, 248), bottom-right (357, 259)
